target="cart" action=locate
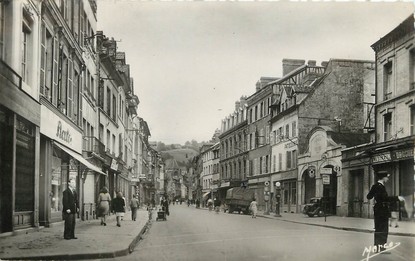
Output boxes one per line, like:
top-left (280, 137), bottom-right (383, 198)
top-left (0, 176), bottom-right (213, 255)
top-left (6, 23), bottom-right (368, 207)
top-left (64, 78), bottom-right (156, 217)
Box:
top-left (156, 209), bottom-right (167, 221)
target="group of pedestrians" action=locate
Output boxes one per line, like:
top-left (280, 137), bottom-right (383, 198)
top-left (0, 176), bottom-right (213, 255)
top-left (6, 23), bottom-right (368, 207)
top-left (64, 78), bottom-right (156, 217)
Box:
top-left (97, 188), bottom-right (128, 227)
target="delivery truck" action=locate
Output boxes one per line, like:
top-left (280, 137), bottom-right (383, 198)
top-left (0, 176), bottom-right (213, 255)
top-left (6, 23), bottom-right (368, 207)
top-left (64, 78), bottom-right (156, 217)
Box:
top-left (224, 187), bottom-right (254, 214)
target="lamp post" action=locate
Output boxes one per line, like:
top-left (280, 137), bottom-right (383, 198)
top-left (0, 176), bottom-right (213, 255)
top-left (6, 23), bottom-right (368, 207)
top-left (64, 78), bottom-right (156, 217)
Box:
top-left (275, 182), bottom-right (282, 217)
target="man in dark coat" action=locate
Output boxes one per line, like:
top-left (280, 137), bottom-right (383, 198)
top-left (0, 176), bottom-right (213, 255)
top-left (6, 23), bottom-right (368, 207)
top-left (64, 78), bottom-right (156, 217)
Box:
top-left (367, 170), bottom-right (404, 252)
top-left (62, 178), bottom-right (79, 240)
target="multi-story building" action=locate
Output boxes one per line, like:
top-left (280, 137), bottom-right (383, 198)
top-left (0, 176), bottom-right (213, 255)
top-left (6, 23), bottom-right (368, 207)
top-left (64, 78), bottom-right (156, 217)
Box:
top-left (269, 59), bottom-right (326, 213)
top-left (218, 96), bottom-right (248, 201)
top-left (342, 15), bottom-right (415, 220)
top-left (296, 59), bottom-right (375, 216)
top-left (37, 0), bottom-right (108, 227)
top-left (246, 77), bottom-right (277, 211)
top-left (0, 0), bottom-right (42, 232)
top-left (200, 143), bottom-right (215, 203)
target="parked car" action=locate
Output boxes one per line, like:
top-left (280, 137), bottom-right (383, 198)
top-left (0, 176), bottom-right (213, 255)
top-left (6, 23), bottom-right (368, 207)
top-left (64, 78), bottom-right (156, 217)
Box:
top-left (303, 197), bottom-right (327, 217)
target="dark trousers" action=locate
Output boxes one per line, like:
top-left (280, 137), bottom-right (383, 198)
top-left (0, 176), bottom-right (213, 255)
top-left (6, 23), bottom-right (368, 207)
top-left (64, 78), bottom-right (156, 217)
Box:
top-left (63, 212), bottom-right (76, 239)
top-left (374, 215), bottom-right (389, 248)
top-left (131, 207), bottom-right (137, 221)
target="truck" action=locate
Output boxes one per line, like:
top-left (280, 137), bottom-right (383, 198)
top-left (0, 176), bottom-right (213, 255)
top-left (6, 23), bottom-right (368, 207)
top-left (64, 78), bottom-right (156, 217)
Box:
top-left (224, 187), bottom-right (254, 214)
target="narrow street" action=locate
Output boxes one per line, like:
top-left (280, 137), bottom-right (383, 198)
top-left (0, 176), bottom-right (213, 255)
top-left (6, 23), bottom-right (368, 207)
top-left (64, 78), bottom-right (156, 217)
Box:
top-left (98, 205), bottom-right (415, 261)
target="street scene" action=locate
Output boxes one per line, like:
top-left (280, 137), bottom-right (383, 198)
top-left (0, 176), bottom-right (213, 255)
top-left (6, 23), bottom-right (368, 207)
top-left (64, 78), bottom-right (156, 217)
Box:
top-left (1, 0), bottom-right (415, 260)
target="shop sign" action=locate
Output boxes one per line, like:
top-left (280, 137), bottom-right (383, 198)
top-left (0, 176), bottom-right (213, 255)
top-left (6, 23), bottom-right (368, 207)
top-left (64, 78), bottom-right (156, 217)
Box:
top-left (322, 175), bottom-right (330, 185)
top-left (110, 158), bottom-right (118, 171)
top-left (394, 149), bottom-right (413, 160)
top-left (221, 181), bottom-right (230, 187)
top-left (372, 152), bottom-right (391, 164)
top-left (320, 167), bottom-right (332, 174)
top-left (40, 106), bottom-right (82, 152)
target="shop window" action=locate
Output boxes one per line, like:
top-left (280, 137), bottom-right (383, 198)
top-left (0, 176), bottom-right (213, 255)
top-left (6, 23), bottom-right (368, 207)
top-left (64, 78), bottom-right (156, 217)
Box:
top-left (15, 117), bottom-right (35, 212)
top-left (383, 113), bottom-right (392, 141)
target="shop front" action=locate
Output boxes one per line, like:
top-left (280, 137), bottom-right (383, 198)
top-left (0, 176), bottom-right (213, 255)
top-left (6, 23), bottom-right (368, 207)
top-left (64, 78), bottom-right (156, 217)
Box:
top-left (342, 137), bottom-right (414, 220)
top-left (0, 62), bottom-right (41, 233)
top-left (297, 127), bottom-right (346, 216)
top-left (39, 105), bottom-right (105, 226)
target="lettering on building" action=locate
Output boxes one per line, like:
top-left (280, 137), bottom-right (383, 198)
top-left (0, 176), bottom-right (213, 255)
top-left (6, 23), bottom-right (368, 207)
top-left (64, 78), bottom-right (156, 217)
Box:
top-left (56, 121), bottom-right (72, 144)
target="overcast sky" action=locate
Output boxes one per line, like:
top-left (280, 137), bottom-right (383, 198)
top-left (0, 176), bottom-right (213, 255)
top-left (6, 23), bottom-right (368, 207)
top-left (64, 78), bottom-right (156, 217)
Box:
top-left (97, 0), bottom-right (413, 145)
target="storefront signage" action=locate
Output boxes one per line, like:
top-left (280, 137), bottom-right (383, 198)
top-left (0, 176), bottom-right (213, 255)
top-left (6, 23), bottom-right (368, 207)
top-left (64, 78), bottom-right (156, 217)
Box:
top-left (40, 106), bottom-right (82, 152)
top-left (372, 152), bottom-right (391, 164)
top-left (320, 167), bottom-right (332, 174)
top-left (56, 121), bottom-right (72, 144)
top-left (221, 181), bottom-right (230, 187)
top-left (322, 175), bottom-right (330, 185)
top-left (110, 158), bottom-right (118, 171)
top-left (394, 149), bottom-right (413, 160)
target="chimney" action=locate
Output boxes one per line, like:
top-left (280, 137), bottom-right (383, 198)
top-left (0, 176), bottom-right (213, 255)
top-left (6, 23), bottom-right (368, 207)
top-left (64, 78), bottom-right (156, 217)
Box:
top-left (235, 101), bottom-right (240, 111)
top-left (256, 81), bottom-right (261, 91)
top-left (282, 59), bottom-right (305, 76)
top-left (307, 60), bottom-right (316, 66)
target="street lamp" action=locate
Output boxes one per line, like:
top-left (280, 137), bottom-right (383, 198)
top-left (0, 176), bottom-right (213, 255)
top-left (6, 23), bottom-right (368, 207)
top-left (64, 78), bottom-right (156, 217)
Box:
top-left (275, 181), bottom-right (282, 217)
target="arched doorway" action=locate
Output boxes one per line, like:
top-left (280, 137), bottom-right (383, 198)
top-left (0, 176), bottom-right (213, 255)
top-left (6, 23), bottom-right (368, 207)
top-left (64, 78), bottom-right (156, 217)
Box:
top-left (303, 169), bottom-right (316, 205)
top-left (321, 165), bottom-right (337, 215)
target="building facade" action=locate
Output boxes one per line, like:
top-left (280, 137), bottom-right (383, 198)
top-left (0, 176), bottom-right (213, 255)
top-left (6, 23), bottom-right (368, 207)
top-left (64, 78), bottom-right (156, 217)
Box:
top-left (342, 15), bottom-right (415, 220)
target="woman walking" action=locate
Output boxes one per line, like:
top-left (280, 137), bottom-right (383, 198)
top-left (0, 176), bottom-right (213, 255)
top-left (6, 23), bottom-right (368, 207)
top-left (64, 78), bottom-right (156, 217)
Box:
top-left (97, 187), bottom-right (111, 226)
top-left (249, 198), bottom-right (258, 218)
top-left (112, 191), bottom-right (126, 227)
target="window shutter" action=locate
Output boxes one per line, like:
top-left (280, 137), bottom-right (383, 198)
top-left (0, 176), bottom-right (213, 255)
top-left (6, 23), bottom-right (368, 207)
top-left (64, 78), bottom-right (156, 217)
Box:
top-left (40, 21), bottom-right (46, 97)
top-left (52, 36), bottom-right (59, 106)
top-left (266, 126), bottom-right (270, 144)
top-left (67, 58), bottom-right (73, 118)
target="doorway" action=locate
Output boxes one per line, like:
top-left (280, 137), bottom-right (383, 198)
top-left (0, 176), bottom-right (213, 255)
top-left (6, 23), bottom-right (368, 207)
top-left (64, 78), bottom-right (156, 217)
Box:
top-left (349, 169), bottom-right (364, 217)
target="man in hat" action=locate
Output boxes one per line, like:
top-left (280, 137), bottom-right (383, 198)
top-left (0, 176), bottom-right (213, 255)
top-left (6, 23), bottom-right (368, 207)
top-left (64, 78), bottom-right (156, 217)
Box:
top-left (367, 170), bottom-right (404, 253)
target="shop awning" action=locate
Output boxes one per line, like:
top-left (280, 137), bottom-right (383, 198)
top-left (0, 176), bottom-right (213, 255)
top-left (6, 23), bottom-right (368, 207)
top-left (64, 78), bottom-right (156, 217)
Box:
top-left (54, 142), bottom-right (107, 176)
top-left (202, 191), bottom-right (211, 198)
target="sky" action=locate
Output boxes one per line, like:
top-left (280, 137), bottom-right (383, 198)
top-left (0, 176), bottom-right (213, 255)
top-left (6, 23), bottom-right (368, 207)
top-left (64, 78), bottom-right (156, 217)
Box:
top-left (97, 0), bottom-right (414, 145)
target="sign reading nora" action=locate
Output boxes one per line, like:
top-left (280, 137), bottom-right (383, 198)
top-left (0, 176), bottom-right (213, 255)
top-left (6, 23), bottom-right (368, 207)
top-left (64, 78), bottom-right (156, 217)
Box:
top-left (56, 121), bottom-right (72, 144)
top-left (40, 105), bottom-right (82, 152)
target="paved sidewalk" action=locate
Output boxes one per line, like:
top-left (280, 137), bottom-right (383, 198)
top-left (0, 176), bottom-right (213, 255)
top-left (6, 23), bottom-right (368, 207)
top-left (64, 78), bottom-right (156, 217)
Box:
top-left (198, 206), bottom-right (415, 237)
top-left (256, 211), bottom-right (415, 237)
top-left (0, 209), bottom-right (150, 260)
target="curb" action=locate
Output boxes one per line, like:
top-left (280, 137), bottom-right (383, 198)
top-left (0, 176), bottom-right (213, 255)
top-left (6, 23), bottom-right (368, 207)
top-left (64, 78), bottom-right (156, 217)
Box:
top-left (257, 214), bottom-right (415, 237)
top-left (6, 218), bottom-right (152, 260)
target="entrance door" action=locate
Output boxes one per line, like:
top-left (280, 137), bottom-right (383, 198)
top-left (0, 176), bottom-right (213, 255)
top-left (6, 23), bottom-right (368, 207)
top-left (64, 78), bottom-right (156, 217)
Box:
top-left (349, 169), bottom-right (363, 217)
top-left (282, 180), bottom-right (297, 213)
top-left (0, 108), bottom-right (13, 233)
top-left (322, 167), bottom-right (337, 215)
top-left (303, 170), bottom-right (316, 205)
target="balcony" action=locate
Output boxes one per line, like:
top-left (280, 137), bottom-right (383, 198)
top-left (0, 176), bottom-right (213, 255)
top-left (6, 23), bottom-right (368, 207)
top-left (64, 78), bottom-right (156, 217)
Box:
top-left (82, 136), bottom-right (105, 156)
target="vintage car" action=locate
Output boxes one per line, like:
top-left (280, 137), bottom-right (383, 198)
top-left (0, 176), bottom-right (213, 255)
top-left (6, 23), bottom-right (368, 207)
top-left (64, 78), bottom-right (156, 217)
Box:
top-left (303, 197), bottom-right (327, 217)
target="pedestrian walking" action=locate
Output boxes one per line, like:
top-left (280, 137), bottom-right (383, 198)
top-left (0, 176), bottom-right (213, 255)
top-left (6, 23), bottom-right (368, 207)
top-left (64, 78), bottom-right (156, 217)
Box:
top-left (130, 194), bottom-right (139, 221)
top-left (97, 186), bottom-right (111, 226)
top-left (249, 198), bottom-right (258, 218)
top-left (161, 196), bottom-right (169, 216)
top-left (214, 198), bottom-right (221, 214)
top-left (62, 178), bottom-right (79, 239)
top-left (112, 191), bottom-right (126, 227)
top-left (367, 170), bottom-right (404, 253)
